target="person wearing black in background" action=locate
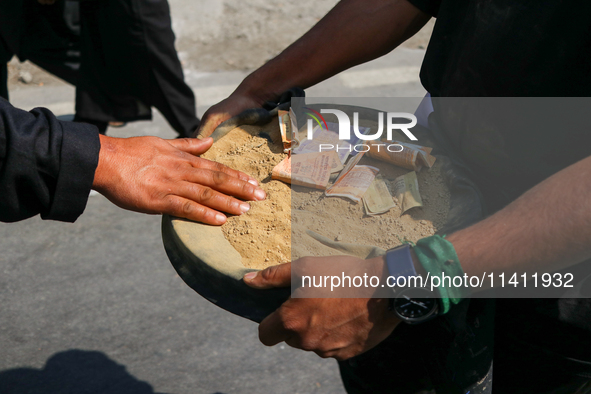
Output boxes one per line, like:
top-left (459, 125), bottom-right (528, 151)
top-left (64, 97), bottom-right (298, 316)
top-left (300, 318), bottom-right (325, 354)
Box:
top-left (0, 0), bottom-right (200, 137)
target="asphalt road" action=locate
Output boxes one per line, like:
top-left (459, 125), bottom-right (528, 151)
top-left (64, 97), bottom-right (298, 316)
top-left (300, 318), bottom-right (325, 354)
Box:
top-left (0, 12), bottom-right (427, 393)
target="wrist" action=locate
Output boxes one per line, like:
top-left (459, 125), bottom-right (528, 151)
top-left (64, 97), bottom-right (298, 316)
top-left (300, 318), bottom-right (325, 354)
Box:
top-left (237, 61), bottom-right (305, 107)
top-left (234, 74), bottom-right (281, 107)
top-left (92, 134), bottom-right (117, 193)
top-left (384, 244), bottom-right (441, 324)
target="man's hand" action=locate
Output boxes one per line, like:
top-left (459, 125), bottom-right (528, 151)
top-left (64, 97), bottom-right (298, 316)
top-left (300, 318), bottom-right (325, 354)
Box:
top-left (92, 135), bottom-right (266, 225)
top-left (244, 256), bottom-right (400, 361)
top-left (196, 93), bottom-right (263, 138)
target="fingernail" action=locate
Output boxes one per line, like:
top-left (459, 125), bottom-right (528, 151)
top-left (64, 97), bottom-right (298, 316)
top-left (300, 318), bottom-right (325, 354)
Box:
top-left (244, 271), bottom-right (258, 281)
top-left (248, 179), bottom-right (259, 186)
top-left (254, 189), bottom-right (266, 201)
top-left (216, 213), bottom-right (227, 223)
top-left (240, 203), bottom-right (250, 213)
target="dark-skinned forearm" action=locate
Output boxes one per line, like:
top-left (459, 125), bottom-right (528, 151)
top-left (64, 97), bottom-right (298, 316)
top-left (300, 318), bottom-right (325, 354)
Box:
top-left (236, 0), bottom-right (430, 104)
top-left (445, 156), bottom-right (591, 289)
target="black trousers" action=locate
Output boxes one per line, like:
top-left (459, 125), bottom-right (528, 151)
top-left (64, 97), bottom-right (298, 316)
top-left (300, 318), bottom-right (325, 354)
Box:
top-left (0, 0), bottom-right (199, 137)
top-left (1, 39), bottom-right (9, 100)
top-left (76, 0), bottom-right (200, 137)
top-left (339, 299), bottom-right (494, 394)
top-left (338, 299), bottom-right (591, 394)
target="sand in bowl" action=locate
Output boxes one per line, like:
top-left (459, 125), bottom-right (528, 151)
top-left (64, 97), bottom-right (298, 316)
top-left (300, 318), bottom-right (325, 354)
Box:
top-left (202, 122), bottom-right (292, 269)
top-left (201, 119), bottom-right (450, 270)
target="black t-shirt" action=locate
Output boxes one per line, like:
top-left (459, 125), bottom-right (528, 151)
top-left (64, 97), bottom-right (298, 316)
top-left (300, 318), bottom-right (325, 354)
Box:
top-left (406, 0), bottom-right (591, 366)
top-left (407, 0), bottom-right (591, 207)
top-left (410, 0), bottom-right (591, 98)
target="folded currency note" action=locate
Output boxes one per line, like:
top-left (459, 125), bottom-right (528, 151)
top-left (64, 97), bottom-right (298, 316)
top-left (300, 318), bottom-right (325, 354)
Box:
top-left (363, 175), bottom-right (396, 215)
top-left (393, 171), bottom-right (423, 214)
top-left (325, 164), bottom-right (379, 202)
top-left (272, 151), bottom-right (340, 190)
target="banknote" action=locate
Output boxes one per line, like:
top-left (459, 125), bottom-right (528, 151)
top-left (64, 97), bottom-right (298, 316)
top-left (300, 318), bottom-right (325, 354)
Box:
top-left (325, 165), bottom-right (379, 202)
top-left (272, 151), bottom-right (339, 189)
top-left (363, 175), bottom-right (396, 215)
top-left (392, 171), bottom-right (423, 214)
top-left (331, 151), bottom-right (366, 185)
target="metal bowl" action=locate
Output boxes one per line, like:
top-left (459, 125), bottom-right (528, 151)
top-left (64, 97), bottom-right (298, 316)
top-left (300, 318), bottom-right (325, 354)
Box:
top-left (162, 216), bottom-right (290, 323)
top-left (161, 103), bottom-right (485, 323)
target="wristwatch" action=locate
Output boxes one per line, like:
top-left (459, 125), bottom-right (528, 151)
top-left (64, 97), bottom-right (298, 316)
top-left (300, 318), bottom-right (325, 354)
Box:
top-left (385, 244), bottom-right (439, 324)
top-left (390, 287), bottom-right (439, 324)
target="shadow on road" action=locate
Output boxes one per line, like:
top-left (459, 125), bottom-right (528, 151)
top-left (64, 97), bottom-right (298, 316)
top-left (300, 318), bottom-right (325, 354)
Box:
top-left (0, 349), bottom-right (168, 394)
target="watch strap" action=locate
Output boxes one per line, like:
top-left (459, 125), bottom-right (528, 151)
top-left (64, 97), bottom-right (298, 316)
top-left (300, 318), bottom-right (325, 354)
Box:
top-left (385, 244), bottom-right (416, 282)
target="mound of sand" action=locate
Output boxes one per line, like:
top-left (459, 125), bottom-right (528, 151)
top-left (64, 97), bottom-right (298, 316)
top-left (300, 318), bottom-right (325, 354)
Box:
top-left (202, 118), bottom-right (449, 270)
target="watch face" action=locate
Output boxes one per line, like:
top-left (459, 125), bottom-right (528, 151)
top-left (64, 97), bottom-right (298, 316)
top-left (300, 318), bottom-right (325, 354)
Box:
top-left (393, 288), bottom-right (438, 322)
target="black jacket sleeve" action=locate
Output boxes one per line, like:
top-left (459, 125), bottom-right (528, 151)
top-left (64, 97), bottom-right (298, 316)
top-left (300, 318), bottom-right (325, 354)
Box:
top-left (0, 97), bottom-right (100, 223)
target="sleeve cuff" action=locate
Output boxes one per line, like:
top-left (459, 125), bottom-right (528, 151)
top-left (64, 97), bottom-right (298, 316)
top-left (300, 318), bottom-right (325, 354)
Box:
top-left (43, 120), bottom-right (100, 222)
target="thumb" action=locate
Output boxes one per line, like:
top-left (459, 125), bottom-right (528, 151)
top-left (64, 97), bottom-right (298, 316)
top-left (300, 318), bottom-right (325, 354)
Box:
top-left (243, 262), bottom-right (292, 289)
top-left (196, 108), bottom-right (235, 139)
top-left (196, 118), bottom-right (223, 139)
top-left (195, 122), bottom-right (213, 139)
top-left (168, 137), bottom-right (214, 156)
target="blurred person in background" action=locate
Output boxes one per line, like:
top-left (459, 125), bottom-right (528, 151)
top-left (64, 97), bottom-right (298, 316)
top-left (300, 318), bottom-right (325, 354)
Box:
top-left (0, 0), bottom-right (199, 137)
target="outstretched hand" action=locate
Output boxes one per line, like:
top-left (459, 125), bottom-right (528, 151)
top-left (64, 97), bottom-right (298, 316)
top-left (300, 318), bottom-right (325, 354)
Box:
top-left (92, 135), bottom-right (266, 225)
top-left (244, 256), bottom-right (400, 360)
top-left (195, 93), bottom-right (262, 138)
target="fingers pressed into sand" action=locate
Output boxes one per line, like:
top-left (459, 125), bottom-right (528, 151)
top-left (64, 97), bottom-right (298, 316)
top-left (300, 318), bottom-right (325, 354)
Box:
top-left (184, 168), bottom-right (266, 201)
top-left (176, 182), bottom-right (254, 216)
top-left (168, 138), bottom-right (259, 186)
top-left (165, 195), bottom-right (228, 225)
top-left (190, 156), bottom-right (259, 187)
